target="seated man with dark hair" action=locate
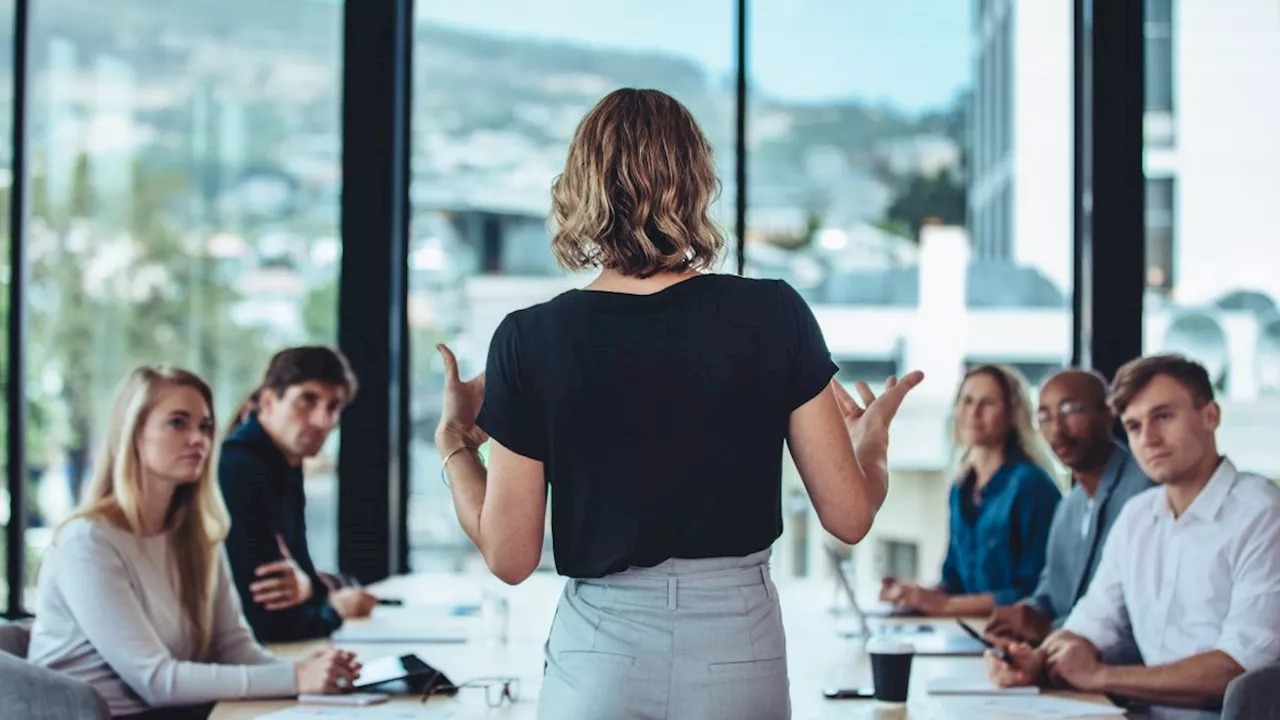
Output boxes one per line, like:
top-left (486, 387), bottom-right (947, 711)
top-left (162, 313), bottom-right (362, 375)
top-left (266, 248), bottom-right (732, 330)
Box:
top-left (221, 346), bottom-right (379, 643)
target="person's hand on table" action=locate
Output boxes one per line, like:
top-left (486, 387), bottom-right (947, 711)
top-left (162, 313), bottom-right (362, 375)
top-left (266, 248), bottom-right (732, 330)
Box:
top-left (985, 637), bottom-right (1045, 688)
top-left (251, 534), bottom-right (314, 611)
top-left (985, 603), bottom-right (1052, 645)
top-left (878, 577), bottom-right (900, 602)
top-left (1045, 635), bottom-right (1105, 692)
top-left (330, 587), bottom-right (379, 619)
top-left (295, 648), bottom-right (361, 694)
top-left (880, 578), bottom-right (948, 614)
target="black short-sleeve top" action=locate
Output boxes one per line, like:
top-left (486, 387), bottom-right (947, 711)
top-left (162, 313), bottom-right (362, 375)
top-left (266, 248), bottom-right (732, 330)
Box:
top-left (475, 273), bottom-right (838, 578)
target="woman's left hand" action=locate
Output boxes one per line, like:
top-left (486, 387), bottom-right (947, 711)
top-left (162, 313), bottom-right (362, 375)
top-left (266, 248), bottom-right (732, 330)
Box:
top-left (435, 344), bottom-right (489, 453)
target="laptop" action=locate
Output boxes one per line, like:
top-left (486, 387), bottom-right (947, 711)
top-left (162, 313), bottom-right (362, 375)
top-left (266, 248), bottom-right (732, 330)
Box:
top-left (823, 544), bottom-right (987, 657)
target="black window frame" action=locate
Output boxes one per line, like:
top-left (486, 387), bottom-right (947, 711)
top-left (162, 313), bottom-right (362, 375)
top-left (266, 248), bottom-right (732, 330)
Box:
top-left (3, 0), bottom-right (1148, 614)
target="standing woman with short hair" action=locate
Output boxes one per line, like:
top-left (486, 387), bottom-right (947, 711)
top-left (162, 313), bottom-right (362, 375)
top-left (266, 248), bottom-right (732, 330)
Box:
top-left (434, 88), bottom-right (923, 720)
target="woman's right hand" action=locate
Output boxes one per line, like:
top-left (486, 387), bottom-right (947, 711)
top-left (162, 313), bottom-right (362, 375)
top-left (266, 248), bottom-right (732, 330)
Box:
top-left (434, 343), bottom-right (489, 454)
top-left (294, 648), bottom-right (361, 695)
top-left (830, 371), bottom-right (924, 458)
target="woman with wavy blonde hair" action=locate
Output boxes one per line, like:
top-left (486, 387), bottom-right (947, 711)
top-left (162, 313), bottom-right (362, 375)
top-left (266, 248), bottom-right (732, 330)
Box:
top-left (433, 87), bottom-right (925, 719)
top-left (881, 364), bottom-right (1062, 619)
top-left (27, 365), bottom-right (357, 718)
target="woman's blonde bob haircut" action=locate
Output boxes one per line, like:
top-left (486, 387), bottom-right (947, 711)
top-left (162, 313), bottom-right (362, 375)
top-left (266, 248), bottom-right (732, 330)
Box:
top-left (551, 88), bottom-right (726, 278)
top-left (62, 365), bottom-right (230, 660)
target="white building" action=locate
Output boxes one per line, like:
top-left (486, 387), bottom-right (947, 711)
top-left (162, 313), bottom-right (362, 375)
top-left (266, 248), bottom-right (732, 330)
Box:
top-left (970, 0), bottom-right (1280, 307)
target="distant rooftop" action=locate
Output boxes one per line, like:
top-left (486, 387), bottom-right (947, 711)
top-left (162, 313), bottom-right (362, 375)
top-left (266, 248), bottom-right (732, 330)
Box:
top-left (750, 255), bottom-right (1067, 309)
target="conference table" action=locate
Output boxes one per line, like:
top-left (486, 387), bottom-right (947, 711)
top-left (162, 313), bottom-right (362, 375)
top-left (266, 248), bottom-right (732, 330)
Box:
top-left (211, 572), bottom-right (1119, 719)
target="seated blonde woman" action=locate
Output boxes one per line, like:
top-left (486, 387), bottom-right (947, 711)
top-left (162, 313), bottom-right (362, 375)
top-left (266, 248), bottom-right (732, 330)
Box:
top-left (27, 366), bottom-right (359, 719)
top-left (880, 364), bottom-right (1062, 617)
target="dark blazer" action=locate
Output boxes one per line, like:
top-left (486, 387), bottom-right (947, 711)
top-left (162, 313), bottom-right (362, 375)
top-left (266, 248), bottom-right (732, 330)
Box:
top-left (219, 415), bottom-right (343, 643)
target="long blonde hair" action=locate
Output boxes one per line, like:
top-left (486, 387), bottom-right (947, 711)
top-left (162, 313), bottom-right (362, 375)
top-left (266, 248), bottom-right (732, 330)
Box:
top-left (64, 365), bottom-right (229, 659)
top-left (550, 88), bottom-right (726, 278)
top-left (950, 364), bottom-right (1057, 481)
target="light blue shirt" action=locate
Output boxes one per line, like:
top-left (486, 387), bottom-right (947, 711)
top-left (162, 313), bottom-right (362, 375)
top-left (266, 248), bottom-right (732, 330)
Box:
top-left (1025, 441), bottom-right (1153, 626)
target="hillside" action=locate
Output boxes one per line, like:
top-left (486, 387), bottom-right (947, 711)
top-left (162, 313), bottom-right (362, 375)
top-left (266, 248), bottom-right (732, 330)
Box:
top-left (10, 0), bottom-right (960, 224)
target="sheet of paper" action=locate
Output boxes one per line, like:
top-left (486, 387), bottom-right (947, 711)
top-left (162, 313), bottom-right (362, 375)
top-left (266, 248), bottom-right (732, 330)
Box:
top-left (925, 675), bottom-right (1041, 694)
top-left (256, 701), bottom-right (518, 719)
top-left (255, 707), bottom-right (429, 720)
top-left (935, 695), bottom-right (1125, 718)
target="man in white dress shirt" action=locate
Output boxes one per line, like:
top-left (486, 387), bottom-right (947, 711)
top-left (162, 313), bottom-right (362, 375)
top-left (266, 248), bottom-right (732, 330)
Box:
top-left (987, 354), bottom-right (1280, 714)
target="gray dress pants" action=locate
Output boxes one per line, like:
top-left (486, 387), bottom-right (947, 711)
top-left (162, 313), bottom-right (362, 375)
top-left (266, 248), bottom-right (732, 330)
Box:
top-left (537, 549), bottom-right (789, 720)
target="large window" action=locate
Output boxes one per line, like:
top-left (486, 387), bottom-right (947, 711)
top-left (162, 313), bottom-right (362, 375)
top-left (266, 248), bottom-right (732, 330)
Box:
top-left (20, 0), bottom-right (343, 606)
top-left (750, 0), bottom-right (1073, 596)
top-left (407, 1), bottom-right (735, 574)
top-left (5, 0), bottom-right (1207, 617)
top-left (1142, 0), bottom-right (1280, 480)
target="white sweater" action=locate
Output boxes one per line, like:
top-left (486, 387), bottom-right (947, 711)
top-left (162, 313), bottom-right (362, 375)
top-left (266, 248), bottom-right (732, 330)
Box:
top-left (27, 518), bottom-right (297, 716)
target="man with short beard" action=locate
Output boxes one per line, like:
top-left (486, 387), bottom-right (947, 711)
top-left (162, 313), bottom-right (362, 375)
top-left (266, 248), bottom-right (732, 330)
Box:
top-left (985, 369), bottom-right (1152, 645)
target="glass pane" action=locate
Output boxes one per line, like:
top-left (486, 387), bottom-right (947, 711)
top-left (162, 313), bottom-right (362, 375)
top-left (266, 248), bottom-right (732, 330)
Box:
top-left (1144, 35), bottom-right (1174, 112)
top-left (1142, 0), bottom-right (1280, 480)
top-left (1145, 0), bottom-right (1173, 24)
top-left (24, 0), bottom-right (343, 606)
top-left (1144, 178), bottom-right (1175, 294)
top-left (749, 0), bottom-right (1073, 594)
top-left (407, 2), bottom-right (735, 588)
top-left (0, 0), bottom-right (12, 614)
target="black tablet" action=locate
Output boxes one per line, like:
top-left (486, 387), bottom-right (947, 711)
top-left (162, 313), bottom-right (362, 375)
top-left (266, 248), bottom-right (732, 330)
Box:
top-left (352, 653), bottom-right (452, 693)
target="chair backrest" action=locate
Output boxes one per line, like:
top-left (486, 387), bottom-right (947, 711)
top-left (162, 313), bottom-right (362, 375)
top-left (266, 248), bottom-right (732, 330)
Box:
top-left (0, 619), bottom-right (32, 657)
top-left (0, 650), bottom-right (110, 720)
top-left (1223, 665), bottom-right (1280, 720)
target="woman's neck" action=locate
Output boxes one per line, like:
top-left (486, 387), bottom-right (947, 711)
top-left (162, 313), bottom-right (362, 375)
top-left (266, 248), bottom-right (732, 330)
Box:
top-left (586, 268), bottom-right (702, 294)
top-left (969, 446), bottom-right (1006, 488)
top-left (138, 476), bottom-right (176, 536)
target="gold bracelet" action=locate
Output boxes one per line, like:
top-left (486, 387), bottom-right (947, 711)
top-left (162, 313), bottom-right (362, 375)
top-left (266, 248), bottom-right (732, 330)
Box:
top-left (440, 445), bottom-right (478, 488)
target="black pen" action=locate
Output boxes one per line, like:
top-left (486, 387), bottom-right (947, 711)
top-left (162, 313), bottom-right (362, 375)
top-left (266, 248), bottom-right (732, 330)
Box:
top-left (955, 619), bottom-right (1014, 664)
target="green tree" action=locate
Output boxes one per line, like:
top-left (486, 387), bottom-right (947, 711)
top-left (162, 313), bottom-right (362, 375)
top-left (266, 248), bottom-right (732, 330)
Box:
top-left (25, 152), bottom-right (272, 503)
top-left (874, 93), bottom-right (969, 242)
top-left (302, 278), bottom-right (338, 341)
top-left (0, 171), bottom-right (66, 527)
top-left (880, 169), bottom-right (967, 242)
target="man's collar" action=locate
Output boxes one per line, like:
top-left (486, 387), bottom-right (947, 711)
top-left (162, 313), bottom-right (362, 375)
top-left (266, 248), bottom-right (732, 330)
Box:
top-left (1152, 456), bottom-right (1237, 521)
top-left (229, 413), bottom-right (293, 471)
top-left (1095, 440), bottom-right (1132, 497)
top-left (1069, 441), bottom-right (1126, 499)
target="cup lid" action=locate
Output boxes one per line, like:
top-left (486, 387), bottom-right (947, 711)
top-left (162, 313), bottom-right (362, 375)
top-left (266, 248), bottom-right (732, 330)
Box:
top-left (866, 636), bottom-right (915, 655)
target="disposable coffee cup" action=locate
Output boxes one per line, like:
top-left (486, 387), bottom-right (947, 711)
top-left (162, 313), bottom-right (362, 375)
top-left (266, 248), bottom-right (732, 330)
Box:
top-left (866, 636), bottom-right (914, 703)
